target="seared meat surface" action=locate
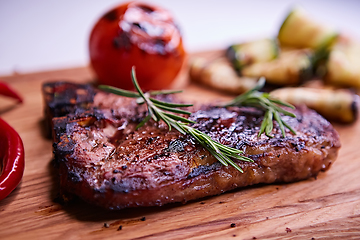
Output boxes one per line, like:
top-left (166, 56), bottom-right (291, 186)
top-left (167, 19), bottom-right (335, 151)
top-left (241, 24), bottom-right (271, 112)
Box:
top-left (45, 82), bottom-right (341, 210)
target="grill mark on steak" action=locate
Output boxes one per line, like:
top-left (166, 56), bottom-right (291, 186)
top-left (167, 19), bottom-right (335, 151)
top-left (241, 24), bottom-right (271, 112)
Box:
top-left (44, 82), bottom-right (341, 210)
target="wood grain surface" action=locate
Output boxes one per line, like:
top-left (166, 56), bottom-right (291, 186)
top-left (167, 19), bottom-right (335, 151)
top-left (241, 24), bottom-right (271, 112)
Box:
top-left (1, 51), bottom-right (360, 240)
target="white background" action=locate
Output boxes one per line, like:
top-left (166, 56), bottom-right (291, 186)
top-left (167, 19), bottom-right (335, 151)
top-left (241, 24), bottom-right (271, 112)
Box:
top-left (1, 0), bottom-right (359, 76)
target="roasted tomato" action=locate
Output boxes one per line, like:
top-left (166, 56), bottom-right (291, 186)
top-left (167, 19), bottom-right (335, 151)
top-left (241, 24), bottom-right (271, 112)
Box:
top-left (89, 2), bottom-right (186, 90)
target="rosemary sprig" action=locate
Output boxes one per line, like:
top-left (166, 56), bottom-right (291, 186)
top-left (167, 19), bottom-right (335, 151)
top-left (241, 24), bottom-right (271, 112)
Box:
top-left (223, 77), bottom-right (297, 137)
top-left (99, 67), bottom-right (253, 173)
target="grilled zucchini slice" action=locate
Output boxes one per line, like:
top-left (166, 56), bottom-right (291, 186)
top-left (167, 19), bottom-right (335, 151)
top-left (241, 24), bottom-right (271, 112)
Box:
top-left (278, 7), bottom-right (337, 49)
top-left (270, 87), bottom-right (359, 123)
top-left (226, 39), bottom-right (279, 72)
top-left (242, 49), bottom-right (313, 85)
top-left (325, 38), bottom-right (360, 88)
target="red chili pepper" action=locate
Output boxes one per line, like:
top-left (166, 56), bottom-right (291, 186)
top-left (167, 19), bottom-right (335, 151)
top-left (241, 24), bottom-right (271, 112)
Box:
top-left (0, 81), bottom-right (23, 103)
top-left (0, 118), bottom-right (25, 200)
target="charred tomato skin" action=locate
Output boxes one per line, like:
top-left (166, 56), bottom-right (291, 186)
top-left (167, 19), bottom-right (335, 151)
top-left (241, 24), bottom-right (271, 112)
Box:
top-left (89, 2), bottom-right (186, 91)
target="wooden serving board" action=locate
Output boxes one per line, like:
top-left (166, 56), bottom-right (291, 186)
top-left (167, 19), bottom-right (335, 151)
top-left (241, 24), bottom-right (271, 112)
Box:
top-left (1, 51), bottom-right (360, 240)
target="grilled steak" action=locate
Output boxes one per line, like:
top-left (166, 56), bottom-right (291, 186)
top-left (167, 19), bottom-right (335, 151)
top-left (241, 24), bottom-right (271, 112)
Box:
top-left (45, 82), bottom-right (341, 210)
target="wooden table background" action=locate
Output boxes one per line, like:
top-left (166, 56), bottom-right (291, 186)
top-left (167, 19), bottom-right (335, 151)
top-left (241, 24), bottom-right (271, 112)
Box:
top-left (1, 51), bottom-right (360, 239)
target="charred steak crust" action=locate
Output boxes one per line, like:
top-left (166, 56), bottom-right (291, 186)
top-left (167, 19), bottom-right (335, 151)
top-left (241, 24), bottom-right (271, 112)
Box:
top-left (43, 82), bottom-right (97, 137)
top-left (45, 82), bottom-right (341, 210)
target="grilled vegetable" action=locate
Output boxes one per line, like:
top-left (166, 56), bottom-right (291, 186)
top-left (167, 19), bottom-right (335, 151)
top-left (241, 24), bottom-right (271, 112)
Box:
top-left (241, 49), bottom-right (313, 85)
top-left (0, 118), bottom-right (25, 200)
top-left (278, 7), bottom-right (337, 49)
top-left (325, 38), bottom-right (360, 89)
top-left (226, 39), bottom-right (279, 72)
top-left (0, 82), bottom-right (24, 200)
top-left (189, 57), bottom-right (258, 94)
top-left (89, 2), bottom-right (186, 90)
top-left (270, 87), bottom-right (359, 123)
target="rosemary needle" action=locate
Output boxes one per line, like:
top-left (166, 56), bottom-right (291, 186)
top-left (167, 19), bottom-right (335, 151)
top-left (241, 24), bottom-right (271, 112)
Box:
top-left (222, 77), bottom-right (297, 137)
top-left (99, 67), bottom-right (253, 173)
